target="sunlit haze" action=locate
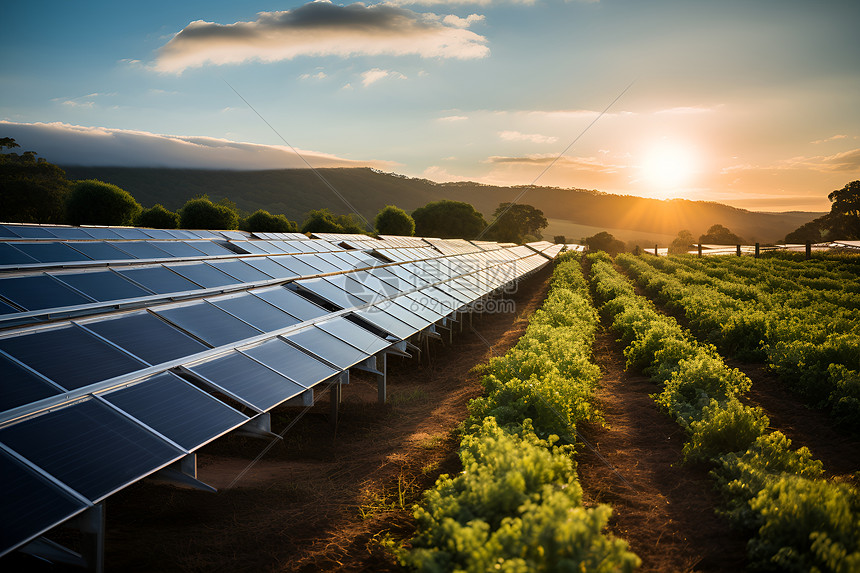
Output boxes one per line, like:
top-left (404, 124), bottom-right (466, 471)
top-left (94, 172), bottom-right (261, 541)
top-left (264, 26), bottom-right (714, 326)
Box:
top-left (3, 0), bottom-right (859, 212)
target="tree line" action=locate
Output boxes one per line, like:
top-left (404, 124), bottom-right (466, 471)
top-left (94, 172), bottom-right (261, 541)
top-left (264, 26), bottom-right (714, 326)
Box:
top-left (0, 138), bottom-right (550, 242)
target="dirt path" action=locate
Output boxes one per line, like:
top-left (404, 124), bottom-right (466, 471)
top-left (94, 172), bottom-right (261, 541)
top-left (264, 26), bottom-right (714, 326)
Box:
top-left (576, 328), bottom-right (748, 572)
top-left (90, 265), bottom-right (554, 573)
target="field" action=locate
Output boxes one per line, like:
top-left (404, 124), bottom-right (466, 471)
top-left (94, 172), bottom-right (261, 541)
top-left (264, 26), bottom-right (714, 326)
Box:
top-left (17, 252), bottom-right (859, 572)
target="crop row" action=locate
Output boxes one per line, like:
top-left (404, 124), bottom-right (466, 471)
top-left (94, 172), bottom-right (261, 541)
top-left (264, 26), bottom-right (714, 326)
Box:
top-left (402, 253), bottom-right (640, 572)
top-left (588, 252), bottom-right (860, 572)
top-left (616, 253), bottom-right (860, 429)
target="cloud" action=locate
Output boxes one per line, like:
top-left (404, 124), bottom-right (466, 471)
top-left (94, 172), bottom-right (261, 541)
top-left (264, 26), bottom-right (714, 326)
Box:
top-left (437, 114), bottom-right (468, 121)
top-left (486, 153), bottom-right (624, 173)
top-left (360, 68), bottom-right (407, 87)
top-left (498, 130), bottom-right (558, 144)
top-left (299, 71), bottom-right (327, 80)
top-left (153, 2), bottom-right (489, 73)
top-left (0, 121), bottom-right (396, 171)
top-left (391, 0), bottom-right (535, 6)
top-left (810, 134), bottom-right (848, 144)
top-left (654, 105), bottom-right (719, 115)
top-left (442, 14), bottom-right (485, 28)
top-left (818, 148), bottom-right (860, 171)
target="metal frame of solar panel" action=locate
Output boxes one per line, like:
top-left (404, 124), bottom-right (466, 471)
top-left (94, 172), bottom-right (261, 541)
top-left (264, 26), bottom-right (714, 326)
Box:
top-left (0, 224), bottom-right (556, 566)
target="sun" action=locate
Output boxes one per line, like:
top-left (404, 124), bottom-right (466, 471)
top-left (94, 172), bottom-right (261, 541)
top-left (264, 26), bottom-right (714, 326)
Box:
top-left (639, 141), bottom-right (699, 191)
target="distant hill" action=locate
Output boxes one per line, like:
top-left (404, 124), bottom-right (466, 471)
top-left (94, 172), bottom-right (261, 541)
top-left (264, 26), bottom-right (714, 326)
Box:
top-left (61, 166), bottom-right (823, 244)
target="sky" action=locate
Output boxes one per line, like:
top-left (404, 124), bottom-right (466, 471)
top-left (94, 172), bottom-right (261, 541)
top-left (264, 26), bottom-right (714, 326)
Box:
top-left (2, 0), bottom-right (859, 212)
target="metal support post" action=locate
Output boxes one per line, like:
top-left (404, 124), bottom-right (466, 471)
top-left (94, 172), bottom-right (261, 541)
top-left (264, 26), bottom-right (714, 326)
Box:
top-left (755, 243), bottom-right (760, 258)
top-left (736, 244), bottom-right (741, 256)
top-left (377, 352), bottom-right (387, 404)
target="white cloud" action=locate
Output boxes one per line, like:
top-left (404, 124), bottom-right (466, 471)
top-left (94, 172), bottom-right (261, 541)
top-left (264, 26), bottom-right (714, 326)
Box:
top-left (360, 68), bottom-right (407, 87)
top-left (437, 114), bottom-right (468, 121)
top-left (392, 0), bottom-right (535, 6)
top-left (0, 121), bottom-right (396, 171)
top-left (810, 134), bottom-right (849, 145)
top-left (153, 2), bottom-right (489, 73)
top-left (442, 14), bottom-right (485, 28)
top-left (299, 71), bottom-right (327, 80)
top-left (498, 130), bottom-right (558, 144)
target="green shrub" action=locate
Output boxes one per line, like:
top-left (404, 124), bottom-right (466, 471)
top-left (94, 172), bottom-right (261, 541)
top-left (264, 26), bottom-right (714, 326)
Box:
top-left (682, 398), bottom-right (769, 464)
top-left (66, 179), bottom-right (141, 226)
top-left (241, 209), bottom-right (297, 232)
top-left (178, 196), bottom-right (239, 230)
top-left (135, 203), bottom-right (179, 229)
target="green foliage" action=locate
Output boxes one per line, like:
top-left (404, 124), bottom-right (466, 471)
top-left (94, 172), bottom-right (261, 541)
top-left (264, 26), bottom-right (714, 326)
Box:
top-left (66, 179), bottom-right (141, 226)
top-left (823, 180), bottom-right (860, 240)
top-left (411, 200), bottom-right (487, 239)
top-left (748, 476), bottom-right (860, 572)
top-left (178, 195), bottom-right (240, 230)
top-left (699, 223), bottom-right (745, 245)
top-left (0, 139), bottom-right (70, 223)
top-left (405, 418), bottom-right (639, 573)
top-left (374, 204), bottom-right (415, 236)
top-left (552, 234), bottom-right (567, 244)
top-left (135, 203), bottom-right (179, 229)
top-left (583, 231), bottom-right (625, 256)
top-left (484, 203), bottom-right (548, 244)
top-left (785, 218), bottom-right (825, 244)
top-left (681, 398), bottom-right (769, 464)
top-left (300, 208), bottom-right (366, 234)
top-left (241, 209), bottom-right (298, 233)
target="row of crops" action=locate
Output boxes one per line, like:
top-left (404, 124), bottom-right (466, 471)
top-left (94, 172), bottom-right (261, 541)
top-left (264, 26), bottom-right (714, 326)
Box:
top-left (401, 253), bottom-right (640, 571)
top-left (588, 252), bottom-right (860, 572)
top-left (615, 252), bottom-right (860, 430)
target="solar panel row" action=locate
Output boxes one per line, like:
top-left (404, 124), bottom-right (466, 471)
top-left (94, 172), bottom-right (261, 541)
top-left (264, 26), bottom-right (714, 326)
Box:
top-left (0, 228), bottom-right (557, 561)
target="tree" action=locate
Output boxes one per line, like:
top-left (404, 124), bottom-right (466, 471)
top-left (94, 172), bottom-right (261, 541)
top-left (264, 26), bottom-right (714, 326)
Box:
top-left (0, 138), bottom-right (70, 223)
top-left (300, 208), bottom-right (366, 234)
top-left (669, 230), bottom-right (696, 254)
top-left (374, 205), bottom-right (415, 236)
top-left (66, 179), bottom-right (142, 226)
top-left (242, 209), bottom-right (298, 233)
top-left (699, 224), bottom-right (745, 245)
top-left (823, 180), bottom-right (860, 239)
top-left (411, 200), bottom-right (486, 239)
top-left (136, 204), bottom-right (179, 229)
top-left (553, 235), bottom-right (567, 244)
top-left (784, 219), bottom-right (824, 244)
top-left (179, 196), bottom-right (239, 230)
top-left (583, 231), bottom-right (625, 256)
top-left (484, 203), bottom-right (548, 243)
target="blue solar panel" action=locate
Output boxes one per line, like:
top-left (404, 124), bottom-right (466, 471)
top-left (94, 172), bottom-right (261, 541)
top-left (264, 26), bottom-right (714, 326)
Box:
top-left (243, 257), bottom-right (298, 279)
top-left (47, 228), bottom-right (94, 240)
top-left (229, 241), bottom-right (269, 255)
top-left (5, 226), bottom-right (56, 239)
top-left (116, 266), bottom-right (202, 294)
top-left (12, 242), bottom-right (92, 264)
top-left (316, 317), bottom-right (392, 355)
top-left (209, 293), bottom-right (301, 332)
top-left (241, 338), bottom-right (338, 388)
top-left (187, 352), bottom-right (306, 411)
top-left (0, 243), bottom-right (38, 266)
top-left (108, 241), bottom-right (170, 259)
top-left (154, 302), bottom-right (261, 347)
top-left (185, 241), bottom-right (233, 256)
top-left (53, 270), bottom-right (153, 302)
top-left (0, 449), bottom-right (89, 556)
top-left (323, 274), bottom-right (380, 302)
top-left (251, 287), bottom-right (329, 321)
top-left (374, 299), bottom-right (430, 330)
top-left (83, 311), bottom-right (210, 365)
top-left (284, 327), bottom-right (369, 369)
top-left (267, 255), bottom-right (322, 277)
top-left (0, 398), bottom-right (184, 502)
top-left (0, 353), bottom-right (63, 412)
top-left (83, 227), bottom-right (123, 240)
top-left (351, 308), bottom-right (416, 340)
top-left (0, 325), bottom-right (146, 390)
top-left (295, 254), bottom-right (340, 274)
top-left (295, 278), bottom-right (366, 310)
top-left (0, 275), bottom-right (94, 310)
top-left (208, 259), bottom-right (273, 282)
top-left (149, 241), bottom-right (206, 257)
top-left (0, 298), bottom-right (22, 315)
top-left (0, 226), bottom-right (19, 238)
top-left (102, 372), bottom-right (248, 451)
top-left (65, 241), bottom-right (137, 261)
top-left (167, 262), bottom-right (239, 288)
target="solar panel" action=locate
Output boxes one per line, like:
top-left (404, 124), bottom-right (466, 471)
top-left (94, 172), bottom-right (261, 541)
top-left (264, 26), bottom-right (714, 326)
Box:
top-left (83, 311), bottom-right (210, 365)
top-left (0, 448), bottom-right (89, 556)
top-left (80, 228), bottom-right (123, 240)
top-left (295, 278), bottom-right (366, 310)
top-left (186, 351), bottom-right (306, 411)
top-left (149, 241), bottom-right (206, 258)
top-left (294, 254), bottom-right (340, 274)
top-left (0, 299), bottom-right (22, 315)
top-left (229, 241), bottom-right (269, 255)
top-left (108, 241), bottom-right (170, 259)
top-left (47, 228), bottom-right (94, 240)
top-left (0, 353), bottom-right (63, 412)
top-left (375, 299), bottom-right (432, 329)
top-left (5, 226), bottom-right (56, 239)
top-left (154, 302), bottom-right (261, 347)
top-left (0, 226), bottom-right (19, 239)
top-left (12, 242), bottom-right (92, 264)
top-left (0, 243), bottom-right (38, 266)
top-left (398, 292), bottom-right (446, 321)
top-left (322, 275), bottom-right (379, 303)
top-left (53, 270), bottom-right (153, 302)
top-left (251, 287), bottom-right (329, 321)
top-left (209, 293), bottom-right (301, 332)
top-left (65, 241), bottom-right (138, 261)
top-left (315, 317), bottom-right (392, 355)
top-left (267, 255), bottom-right (323, 277)
top-left (186, 241), bottom-right (234, 256)
top-left (243, 257), bottom-right (298, 279)
top-left (0, 325), bottom-right (146, 390)
top-left (167, 262), bottom-right (240, 288)
top-left (208, 259), bottom-right (274, 282)
top-left (0, 398), bottom-right (184, 502)
top-left (116, 266), bottom-right (202, 294)
top-left (284, 327), bottom-right (370, 369)
top-left (0, 275), bottom-right (94, 310)
top-left (102, 372), bottom-right (248, 451)
top-left (241, 338), bottom-right (338, 388)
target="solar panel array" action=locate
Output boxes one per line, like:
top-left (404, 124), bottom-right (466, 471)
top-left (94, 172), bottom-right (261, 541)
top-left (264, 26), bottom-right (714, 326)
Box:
top-left (0, 223), bottom-right (558, 560)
